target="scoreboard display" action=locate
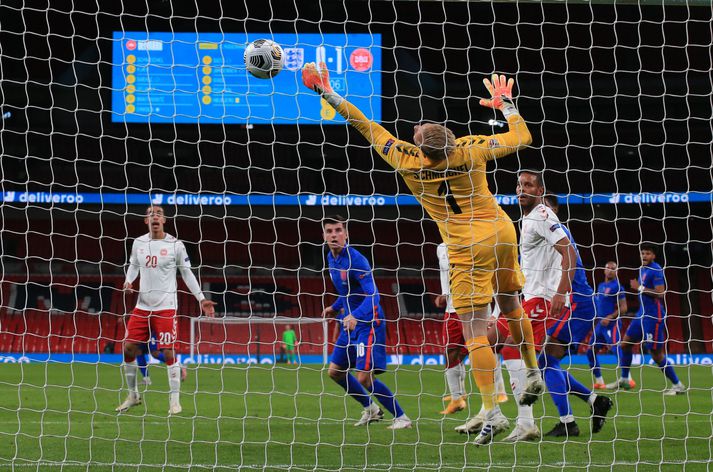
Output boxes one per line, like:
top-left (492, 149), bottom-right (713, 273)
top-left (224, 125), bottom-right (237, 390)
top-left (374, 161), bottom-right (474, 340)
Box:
top-left (111, 32), bottom-right (382, 125)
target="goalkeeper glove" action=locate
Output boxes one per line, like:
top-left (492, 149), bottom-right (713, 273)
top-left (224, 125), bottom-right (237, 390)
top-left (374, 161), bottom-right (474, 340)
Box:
top-left (302, 62), bottom-right (343, 107)
top-left (479, 74), bottom-right (519, 118)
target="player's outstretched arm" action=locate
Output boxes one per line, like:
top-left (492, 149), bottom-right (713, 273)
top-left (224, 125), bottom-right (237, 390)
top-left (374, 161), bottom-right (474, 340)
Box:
top-left (302, 62), bottom-right (403, 166)
top-left (475, 74), bottom-right (533, 160)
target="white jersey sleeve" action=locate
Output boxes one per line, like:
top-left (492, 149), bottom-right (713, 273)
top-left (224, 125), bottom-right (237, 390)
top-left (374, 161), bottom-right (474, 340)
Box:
top-left (436, 243), bottom-right (455, 313)
top-left (176, 241), bottom-right (206, 303)
top-left (125, 240), bottom-right (140, 284)
top-left (520, 204), bottom-right (569, 301)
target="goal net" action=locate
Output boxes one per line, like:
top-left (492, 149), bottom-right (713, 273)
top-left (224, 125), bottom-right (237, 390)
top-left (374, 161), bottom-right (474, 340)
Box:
top-left (1, 0), bottom-right (712, 470)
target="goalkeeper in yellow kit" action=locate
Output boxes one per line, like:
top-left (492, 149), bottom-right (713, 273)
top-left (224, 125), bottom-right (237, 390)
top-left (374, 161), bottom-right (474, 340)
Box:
top-left (303, 64), bottom-right (545, 445)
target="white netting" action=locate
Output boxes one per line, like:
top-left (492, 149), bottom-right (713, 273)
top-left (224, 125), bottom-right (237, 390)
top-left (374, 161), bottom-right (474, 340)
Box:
top-left (0, 1), bottom-right (712, 470)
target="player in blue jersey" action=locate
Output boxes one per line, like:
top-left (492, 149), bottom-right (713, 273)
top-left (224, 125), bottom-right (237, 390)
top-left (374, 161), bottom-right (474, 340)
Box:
top-left (136, 332), bottom-right (188, 386)
top-left (320, 215), bottom-right (412, 430)
top-left (591, 261), bottom-right (630, 390)
top-left (533, 192), bottom-right (612, 437)
top-left (611, 244), bottom-right (686, 395)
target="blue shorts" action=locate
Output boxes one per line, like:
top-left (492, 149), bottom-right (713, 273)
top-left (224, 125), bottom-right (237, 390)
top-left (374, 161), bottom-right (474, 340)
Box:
top-left (591, 319), bottom-right (623, 347)
top-left (547, 297), bottom-right (596, 349)
top-left (625, 316), bottom-right (665, 351)
top-left (329, 323), bottom-right (387, 372)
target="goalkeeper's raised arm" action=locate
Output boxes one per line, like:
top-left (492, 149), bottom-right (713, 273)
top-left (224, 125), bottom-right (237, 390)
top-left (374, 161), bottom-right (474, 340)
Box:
top-left (301, 63), bottom-right (531, 167)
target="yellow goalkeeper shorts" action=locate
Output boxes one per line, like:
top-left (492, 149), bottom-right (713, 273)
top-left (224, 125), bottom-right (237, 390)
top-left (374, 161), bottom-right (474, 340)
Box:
top-left (448, 220), bottom-right (524, 312)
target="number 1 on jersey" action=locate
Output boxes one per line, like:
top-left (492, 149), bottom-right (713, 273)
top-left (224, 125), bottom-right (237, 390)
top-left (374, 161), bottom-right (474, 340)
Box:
top-left (438, 180), bottom-right (462, 214)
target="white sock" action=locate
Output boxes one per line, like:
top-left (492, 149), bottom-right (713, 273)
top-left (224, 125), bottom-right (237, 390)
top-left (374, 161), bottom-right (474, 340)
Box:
top-left (167, 363), bottom-right (181, 405)
top-left (457, 362), bottom-right (467, 394)
top-left (595, 376), bottom-right (604, 384)
top-left (445, 364), bottom-right (464, 400)
top-left (587, 393), bottom-right (598, 406)
top-left (504, 358), bottom-right (535, 428)
top-left (560, 414), bottom-right (575, 424)
top-left (494, 356), bottom-right (506, 397)
top-left (123, 361), bottom-right (139, 397)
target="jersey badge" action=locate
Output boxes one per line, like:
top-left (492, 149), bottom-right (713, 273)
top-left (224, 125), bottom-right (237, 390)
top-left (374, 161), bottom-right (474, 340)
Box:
top-left (383, 138), bottom-right (395, 155)
top-left (160, 248), bottom-right (168, 256)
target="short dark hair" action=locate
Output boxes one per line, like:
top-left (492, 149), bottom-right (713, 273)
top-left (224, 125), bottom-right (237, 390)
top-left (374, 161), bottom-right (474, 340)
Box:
top-left (640, 243), bottom-right (658, 255)
top-left (145, 205), bottom-right (166, 216)
top-left (322, 214), bottom-right (347, 230)
top-left (518, 170), bottom-right (544, 188)
top-left (543, 194), bottom-right (559, 211)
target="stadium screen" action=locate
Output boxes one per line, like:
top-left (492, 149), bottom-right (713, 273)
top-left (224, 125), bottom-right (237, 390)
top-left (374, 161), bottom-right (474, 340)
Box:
top-left (111, 32), bottom-right (382, 125)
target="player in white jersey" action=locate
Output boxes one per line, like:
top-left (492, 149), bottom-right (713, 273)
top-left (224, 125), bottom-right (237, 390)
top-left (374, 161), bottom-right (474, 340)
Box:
top-left (435, 243), bottom-right (507, 416)
top-left (518, 172), bottom-right (612, 437)
top-left (116, 206), bottom-right (216, 415)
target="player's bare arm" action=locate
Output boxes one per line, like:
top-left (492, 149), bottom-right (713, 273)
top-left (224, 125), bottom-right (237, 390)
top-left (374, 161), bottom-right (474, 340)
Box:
top-left (322, 306), bottom-right (337, 318)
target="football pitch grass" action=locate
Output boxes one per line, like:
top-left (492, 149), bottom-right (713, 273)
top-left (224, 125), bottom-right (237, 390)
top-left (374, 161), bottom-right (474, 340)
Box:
top-left (0, 363), bottom-right (711, 471)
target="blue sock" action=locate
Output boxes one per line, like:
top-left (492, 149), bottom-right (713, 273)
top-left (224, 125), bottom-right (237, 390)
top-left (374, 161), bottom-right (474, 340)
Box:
top-left (371, 379), bottom-right (405, 418)
top-left (657, 358), bottom-right (680, 385)
top-left (335, 374), bottom-right (372, 408)
top-left (566, 372), bottom-right (593, 403)
top-left (538, 353), bottom-right (572, 418)
top-left (137, 353), bottom-right (148, 378)
top-left (620, 349), bottom-right (633, 379)
top-left (587, 349), bottom-right (601, 379)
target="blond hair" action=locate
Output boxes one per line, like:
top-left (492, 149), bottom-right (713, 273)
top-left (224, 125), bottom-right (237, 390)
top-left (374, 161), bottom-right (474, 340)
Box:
top-left (419, 123), bottom-right (456, 161)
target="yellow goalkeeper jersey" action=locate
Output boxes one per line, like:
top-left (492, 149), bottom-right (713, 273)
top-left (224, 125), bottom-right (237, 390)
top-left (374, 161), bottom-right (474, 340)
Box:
top-left (335, 101), bottom-right (532, 256)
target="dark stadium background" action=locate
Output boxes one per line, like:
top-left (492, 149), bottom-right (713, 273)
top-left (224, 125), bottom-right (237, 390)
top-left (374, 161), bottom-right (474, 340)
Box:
top-left (0, 1), bottom-right (710, 354)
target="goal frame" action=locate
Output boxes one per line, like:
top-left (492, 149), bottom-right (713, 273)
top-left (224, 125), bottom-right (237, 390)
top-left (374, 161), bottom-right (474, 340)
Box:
top-left (189, 315), bottom-right (330, 365)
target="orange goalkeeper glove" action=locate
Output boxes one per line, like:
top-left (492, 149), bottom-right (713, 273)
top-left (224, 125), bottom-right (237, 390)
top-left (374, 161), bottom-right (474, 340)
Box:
top-left (479, 74), bottom-right (519, 118)
top-left (302, 62), bottom-right (343, 107)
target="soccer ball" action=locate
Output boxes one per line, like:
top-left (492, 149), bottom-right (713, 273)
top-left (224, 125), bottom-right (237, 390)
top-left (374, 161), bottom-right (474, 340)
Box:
top-left (244, 39), bottom-right (284, 79)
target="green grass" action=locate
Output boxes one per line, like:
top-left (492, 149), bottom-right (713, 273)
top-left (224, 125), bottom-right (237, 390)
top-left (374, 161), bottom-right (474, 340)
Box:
top-left (0, 362), bottom-right (711, 471)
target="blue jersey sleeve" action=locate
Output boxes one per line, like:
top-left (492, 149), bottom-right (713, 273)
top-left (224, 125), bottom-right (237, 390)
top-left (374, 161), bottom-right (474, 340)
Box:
top-left (349, 253), bottom-right (380, 323)
top-left (617, 283), bottom-right (626, 300)
top-left (652, 269), bottom-right (665, 289)
top-left (331, 297), bottom-right (344, 313)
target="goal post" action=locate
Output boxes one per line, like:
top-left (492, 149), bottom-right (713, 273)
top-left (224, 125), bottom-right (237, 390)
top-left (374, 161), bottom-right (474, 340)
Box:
top-left (0, 0), bottom-right (712, 469)
top-left (188, 316), bottom-right (330, 366)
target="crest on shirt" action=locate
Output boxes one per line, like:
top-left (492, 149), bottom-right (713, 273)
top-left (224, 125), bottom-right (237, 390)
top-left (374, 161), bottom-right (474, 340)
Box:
top-left (488, 138), bottom-right (501, 148)
top-left (284, 48), bottom-right (305, 71)
top-left (604, 288), bottom-right (611, 294)
top-left (340, 270), bottom-right (348, 281)
top-left (160, 248), bottom-right (168, 256)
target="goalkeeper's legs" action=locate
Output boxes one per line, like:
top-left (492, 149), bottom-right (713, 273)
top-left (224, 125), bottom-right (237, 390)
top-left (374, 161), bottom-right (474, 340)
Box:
top-left (460, 306), bottom-right (498, 411)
